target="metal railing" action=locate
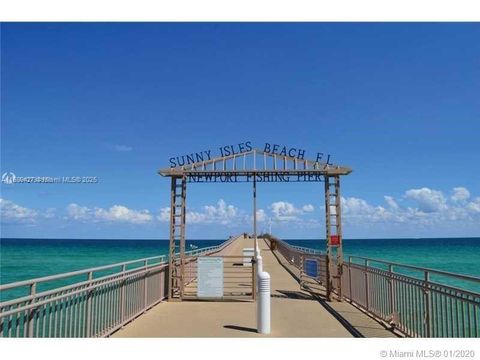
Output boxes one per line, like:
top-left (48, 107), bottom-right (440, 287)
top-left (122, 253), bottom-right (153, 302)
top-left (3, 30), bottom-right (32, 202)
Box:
top-left (343, 256), bottom-right (480, 338)
top-left (0, 237), bottom-right (235, 337)
top-left (268, 237), bottom-right (480, 338)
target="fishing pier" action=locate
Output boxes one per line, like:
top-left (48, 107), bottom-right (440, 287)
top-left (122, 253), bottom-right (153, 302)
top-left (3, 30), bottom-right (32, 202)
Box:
top-left (1, 149), bottom-right (479, 337)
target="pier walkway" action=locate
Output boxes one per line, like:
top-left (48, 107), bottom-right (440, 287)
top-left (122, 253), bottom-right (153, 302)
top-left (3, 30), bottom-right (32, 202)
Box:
top-left (113, 236), bottom-right (396, 337)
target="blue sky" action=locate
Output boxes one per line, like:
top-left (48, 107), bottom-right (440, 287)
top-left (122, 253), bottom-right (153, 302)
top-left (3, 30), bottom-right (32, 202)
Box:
top-left (1, 23), bottom-right (479, 239)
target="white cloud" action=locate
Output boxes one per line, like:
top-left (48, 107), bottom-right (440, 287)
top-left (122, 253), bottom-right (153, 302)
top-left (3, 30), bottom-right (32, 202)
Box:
top-left (270, 201), bottom-right (301, 221)
top-left (67, 203), bottom-right (152, 224)
top-left (467, 197), bottom-right (480, 213)
top-left (270, 201), bottom-right (315, 222)
top-left (451, 187), bottom-right (470, 202)
top-left (302, 204), bottom-right (315, 212)
top-left (158, 207), bottom-right (170, 222)
top-left (340, 186), bottom-right (480, 229)
top-left (94, 205), bottom-right (152, 224)
top-left (404, 187), bottom-right (447, 213)
top-left (203, 199), bottom-right (237, 224)
top-left (158, 199), bottom-right (239, 225)
top-left (256, 209), bottom-right (266, 222)
top-left (0, 198), bottom-right (38, 223)
top-left (66, 203), bottom-right (91, 221)
top-left (342, 197), bottom-right (374, 215)
top-left (384, 196), bottom-right (399, 210)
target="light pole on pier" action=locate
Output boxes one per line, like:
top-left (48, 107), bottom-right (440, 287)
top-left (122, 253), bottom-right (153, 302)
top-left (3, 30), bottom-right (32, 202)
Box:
top-left (253, 173), bottom-right (258, 257)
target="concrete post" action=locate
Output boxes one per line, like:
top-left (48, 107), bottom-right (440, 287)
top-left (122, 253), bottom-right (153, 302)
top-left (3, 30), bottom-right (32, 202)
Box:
top-left (257, 254), bottom-right (263, 274)
top-left (257, 271), bottom-right (271, 334)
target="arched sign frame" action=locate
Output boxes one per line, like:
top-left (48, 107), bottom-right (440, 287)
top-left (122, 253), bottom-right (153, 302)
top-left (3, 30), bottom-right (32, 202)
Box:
top-left (158, 148), bottom-right (352, 301)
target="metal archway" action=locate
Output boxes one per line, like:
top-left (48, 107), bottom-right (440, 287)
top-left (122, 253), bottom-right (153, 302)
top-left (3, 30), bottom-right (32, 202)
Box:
top-left (159, 149), bottom-right (352, 301)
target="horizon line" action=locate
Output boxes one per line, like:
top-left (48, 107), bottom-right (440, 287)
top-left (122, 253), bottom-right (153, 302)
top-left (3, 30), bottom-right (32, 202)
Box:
top-left (1, 236), bottom-right (479, 241)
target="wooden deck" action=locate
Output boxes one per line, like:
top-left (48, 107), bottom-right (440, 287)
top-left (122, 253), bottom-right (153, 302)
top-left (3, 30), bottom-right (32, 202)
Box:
top-left (112, 237), bottom-right (397, 337)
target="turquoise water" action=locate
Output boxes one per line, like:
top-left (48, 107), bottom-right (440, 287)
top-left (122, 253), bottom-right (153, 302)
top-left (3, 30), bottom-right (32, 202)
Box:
top-left (0, 239), bottom-right (223, 301)
top-left (286, 238), bottom-right (480, 278)
top-left (287, 238), bottom-right (480, 293)
top-left (1, 237), bottom-right (479, 300)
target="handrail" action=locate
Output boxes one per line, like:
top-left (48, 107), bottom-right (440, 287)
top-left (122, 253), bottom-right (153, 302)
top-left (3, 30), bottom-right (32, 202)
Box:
top-left (0, 237), bottom-right (233, 293)
top-left (0, 235), bottom-right (238, 338)
top-left (269, 236), bottom-right (480, 338)
top-left (0, 262), bottom-right (167, 308)
top-left (348, 255), bottom-right (480, 284)
top-left (0, 264), bottom-right (168, 318)
top-left (0, 255), bottom-right (167, 291)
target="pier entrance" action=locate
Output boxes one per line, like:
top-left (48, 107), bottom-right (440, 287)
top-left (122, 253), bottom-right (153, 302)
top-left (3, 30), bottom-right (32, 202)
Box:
top-left (182, 237), bottom-right (256, 301)
top-left (158, 148), bottom-right (352, 301)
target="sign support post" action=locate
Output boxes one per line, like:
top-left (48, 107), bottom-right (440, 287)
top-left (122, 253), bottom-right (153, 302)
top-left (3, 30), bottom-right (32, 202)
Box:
top-left (324, 175), bottom-right (343, 301)
top-left (168, 176), bottom-right (187, 300)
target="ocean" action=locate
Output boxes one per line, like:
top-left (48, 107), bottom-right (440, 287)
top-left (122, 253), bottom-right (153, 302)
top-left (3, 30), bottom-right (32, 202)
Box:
top-left (1, 237), bottom-right (479, 300)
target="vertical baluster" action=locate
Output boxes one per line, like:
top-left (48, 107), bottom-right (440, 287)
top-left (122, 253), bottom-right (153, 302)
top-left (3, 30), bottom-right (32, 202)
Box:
top-left (7, 312), bottom-right (12, 338)
top-left (68, 295), bottom-right (73, 337)
top-left (59, 293), bottom-right (64, 338)
top-left (347, 263), bottom-right (352, 301)
top-left (449, 296), bottom-right (454, 338)
top-left (474, 303), bottom-right (478, 338)
top-left (0, 310), bottom-right (4, 338)
top-left (144, 260), bottom-right (148, 312)
top-left (91, 285), bottom-right (97, 337)
top-left (424, 272), bottom-right (431, 337)
top-left (22, 309), bottom-right (28, 337)
top-left (364, 260), bottom-right (369, 310)
top-left (388, 265), bottom-right (395, 325)
top-left (466, 299), bottom-right (472, 338)
top-left (48, 301), bottom-right (53, 338)
top-left (115, 281), bottom-right (122, 326)
top-left (27, 283), bottom-right (36, 337)
top-left (419, 285), bottom-right (424, 337)
top-left (103, 283), bottom-right (108, 334)
top-left (439, 291), bottom-right (445, 337)
top-left (53, 300), bottom-right (59, 337)
top-left (413, 282), bottom-right (418, 336)
top-left (35, 305), bottom-right (41, 337)
top-left (42, 304), bottom-right (47, 338)
top-left (399, 280), bottom-right (405, 333)
top-left (85, 272), bottom-right (93, 337)
top-left (106, 283), bottom-right (111, 333)
top-left (455, 296), bottom-right (459, 337)
top-left (406, 281), bottom-right (412, 336)
top-left (96, 284), bottom-right (101, 336)
top-left (443, 293), bottom-right (449, 337)
top-left (120, 265), bottom-right (126, 325)
top-left (73, 295), bottom-right (78, 338)
top-left (473, 305), bottom-right (479, 337)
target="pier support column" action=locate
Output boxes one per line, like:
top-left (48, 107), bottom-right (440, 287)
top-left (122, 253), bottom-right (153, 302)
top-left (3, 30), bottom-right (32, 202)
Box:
top-left (168, 176), bottom-right (187, 301)
top-left (324, 175), bottom-right (343, 301)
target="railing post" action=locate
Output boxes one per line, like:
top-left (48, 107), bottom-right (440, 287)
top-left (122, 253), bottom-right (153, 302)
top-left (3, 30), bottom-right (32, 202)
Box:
top-left (85, 271), bottom-right (93, 337)
top-left (144, 260), bottom-right (148, 311)
top-left (252, 258), bottom-right (256, 300)
top-left (388, 264), bottom-right (396, 327)
top-left (120, 265), bottom-right (126, 324)
top-left (364, 259), bottom-right (369, 311)
top-left (27, 282), bottom-right (36, 337)
top-left (348, 257), bottom-right (352, 301)
top-left (300, 254), bottom-right (304, 289)
top-left (424, 271), bottom-right (431, 337)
